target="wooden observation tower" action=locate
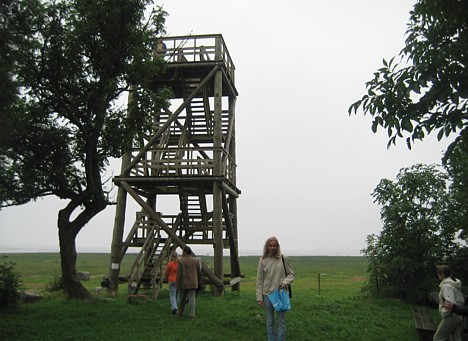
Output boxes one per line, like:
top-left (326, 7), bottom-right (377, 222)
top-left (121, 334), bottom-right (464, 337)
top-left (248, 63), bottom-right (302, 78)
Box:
top-left (107, 34), bottom-right (241, 297)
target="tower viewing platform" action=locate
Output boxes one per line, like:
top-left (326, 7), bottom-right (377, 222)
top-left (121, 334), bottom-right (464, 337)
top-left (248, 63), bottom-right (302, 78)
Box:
top-left (153, 34), bottom-right (237, 98)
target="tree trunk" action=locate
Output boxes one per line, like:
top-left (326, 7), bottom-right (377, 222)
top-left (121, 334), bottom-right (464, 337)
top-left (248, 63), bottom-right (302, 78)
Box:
top-left (58, 214), bottom-right (92, 300)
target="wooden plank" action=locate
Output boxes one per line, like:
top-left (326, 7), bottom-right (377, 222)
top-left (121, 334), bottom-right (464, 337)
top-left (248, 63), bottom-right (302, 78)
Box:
top-left (413, 307), bottom-right (436, 330)
top-left (229, 277), bottom-right (241, 286)
top-left (412, 307), bottom-right (436, 341)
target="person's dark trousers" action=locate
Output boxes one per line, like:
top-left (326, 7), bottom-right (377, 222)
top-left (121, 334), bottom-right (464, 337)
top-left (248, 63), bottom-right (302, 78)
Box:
top-left (178, 289), bottom-right (197, 318)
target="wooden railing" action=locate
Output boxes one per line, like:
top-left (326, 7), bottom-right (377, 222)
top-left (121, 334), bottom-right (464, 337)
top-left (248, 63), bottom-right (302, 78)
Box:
top-left (129, 146), bottom-right (237, 183)
top-left (156, 34), bottom-right (235, 83)
top-left (127, 225), bottom-right (157, 294)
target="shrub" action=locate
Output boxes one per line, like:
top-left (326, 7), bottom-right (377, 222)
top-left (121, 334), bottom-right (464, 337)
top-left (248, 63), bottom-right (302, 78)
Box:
top-left (0, 256), bottom-right (22, 308)
top-left (363, 164), bottom-right (461, 304)
top-left (46, 272), bottom-right (64, 293)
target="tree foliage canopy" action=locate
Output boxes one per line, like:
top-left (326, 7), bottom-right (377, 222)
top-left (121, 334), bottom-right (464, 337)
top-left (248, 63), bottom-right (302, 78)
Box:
top-left (345, 0), bottom-right (468, 304)
top-left (1, 0), bottom-right (169, 208)
top-left (0, 0), bottom-right (170, 298)
top-left (348, 0), bottom-right (468, 159)
top-left (363, 164), bottom-right (465, 303)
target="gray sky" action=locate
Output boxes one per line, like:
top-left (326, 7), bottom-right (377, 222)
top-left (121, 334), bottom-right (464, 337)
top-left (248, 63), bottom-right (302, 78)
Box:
top-left (0, 1), bottom-right (452, 256)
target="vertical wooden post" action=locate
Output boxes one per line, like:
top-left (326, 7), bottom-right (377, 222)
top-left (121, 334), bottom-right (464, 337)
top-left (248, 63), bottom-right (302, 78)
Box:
top-left (108, 152), bottom-right (130, 295)
top-left (318, 273), bottom-right (321, 295)
top-left (108, 87), bottom-right (136, 295)
top-left (212, 36), bottom-right (224, 296)
top-left (228, 97), bottom-right (240, 292)
top-left (212, 183), bottom-right (223, 296)
top-left (229, 194), bottom-right (240, 291)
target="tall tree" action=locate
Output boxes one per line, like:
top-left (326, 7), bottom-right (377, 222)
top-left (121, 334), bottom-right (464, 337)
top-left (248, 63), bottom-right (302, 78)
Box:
top-left (0, 0), bottom-right (170, 298)
top-left (443, 138), bottom-right (468, 241)
top-left (348, 0), bottom-right (468, 160)
top-left (363, 164), bottom-right (458, 303)
top-left (348, 0), bottom-right (468, 242)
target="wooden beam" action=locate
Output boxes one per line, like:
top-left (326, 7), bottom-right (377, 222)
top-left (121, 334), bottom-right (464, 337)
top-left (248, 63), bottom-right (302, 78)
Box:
top-left (223, 97), bottom-right (236, 154)
top-left (114, 176), bottom-right (226, 183)
top-left (123, 65), bottom-right (220, 176)
top-left (222, 182), bottom-right (239, 198)
top-left (120, 181), bottom-right (224, 290)
top-left (219, 182), bottom-right (241, 291)
top-left (220, 67), bottom-right (238, 96)
top-left (108, 137), bottom-right (133, 294)
top-left (229, 277), bottom-right (241, 286)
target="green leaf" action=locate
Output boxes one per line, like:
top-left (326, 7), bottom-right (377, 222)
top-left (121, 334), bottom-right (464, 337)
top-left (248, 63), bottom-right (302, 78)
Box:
top-left (372, 120), bottom-right (379, 133)
top-left (401, 117), bottom-right (414, 132)
top-left (437, 129), bottom-right (444, 141)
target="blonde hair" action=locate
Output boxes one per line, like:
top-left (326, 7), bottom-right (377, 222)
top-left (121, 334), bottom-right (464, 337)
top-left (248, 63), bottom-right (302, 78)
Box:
top-left (262, 236), bottom-right (282, 259)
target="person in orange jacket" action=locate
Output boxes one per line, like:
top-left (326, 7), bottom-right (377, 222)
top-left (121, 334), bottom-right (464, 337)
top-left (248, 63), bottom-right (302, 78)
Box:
top-left (165, 250), bottom-right (179, 314)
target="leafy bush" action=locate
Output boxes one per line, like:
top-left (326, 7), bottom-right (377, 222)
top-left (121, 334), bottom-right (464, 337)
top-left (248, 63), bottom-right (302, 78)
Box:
top-left (362, 164), bottom-right (462, 304)
top-left (46, 272), bottom-right (64, 293)
top-left (0, 256), bottom-right (22, 308)
top-left (446, 247), bottom-right (468, 294)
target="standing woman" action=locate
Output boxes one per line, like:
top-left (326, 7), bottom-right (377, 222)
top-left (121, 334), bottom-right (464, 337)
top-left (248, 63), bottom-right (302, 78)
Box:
top-left (256, 236), bottom-right (294, 341)
top-left (434, 265), bottom-right (464, 341)
top-left (164, 250), bottom-right (179, 314)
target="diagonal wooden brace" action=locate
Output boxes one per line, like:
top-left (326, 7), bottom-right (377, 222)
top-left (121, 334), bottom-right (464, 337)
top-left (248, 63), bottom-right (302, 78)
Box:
top-left (120, 180), bottom-right (224, 290)
top-left (123, 65), bottom-right (220, 176)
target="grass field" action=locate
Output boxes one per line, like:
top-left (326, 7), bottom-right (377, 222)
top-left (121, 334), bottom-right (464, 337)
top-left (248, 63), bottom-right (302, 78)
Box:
top-left (0, 253), bottom-right (435, 340)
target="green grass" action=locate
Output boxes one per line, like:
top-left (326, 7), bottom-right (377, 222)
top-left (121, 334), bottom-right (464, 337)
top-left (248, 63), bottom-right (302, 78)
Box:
top-left (0, 253), bottom-right (431, 340)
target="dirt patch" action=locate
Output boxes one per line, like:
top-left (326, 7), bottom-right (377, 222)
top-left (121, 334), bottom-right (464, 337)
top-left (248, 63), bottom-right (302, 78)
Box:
top-left (348, 276), bottom-right (368, 282)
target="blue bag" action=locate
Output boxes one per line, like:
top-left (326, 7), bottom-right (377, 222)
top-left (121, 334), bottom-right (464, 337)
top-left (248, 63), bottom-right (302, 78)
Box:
top-left (268, 288), bottom-right (291, 312)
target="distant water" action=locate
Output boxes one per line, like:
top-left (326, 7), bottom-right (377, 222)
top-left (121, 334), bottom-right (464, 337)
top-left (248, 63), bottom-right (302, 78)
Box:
top-left (0, 245), bottom-right (360, 256)
top-left (0, 245), bottom-right (102, 253)
top-left (0, 245), bottom-right (61, 253)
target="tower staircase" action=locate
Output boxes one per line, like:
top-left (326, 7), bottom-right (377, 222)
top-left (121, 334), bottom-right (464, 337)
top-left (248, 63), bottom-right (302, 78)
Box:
top-left (125, 211), bottom-right (181, 298)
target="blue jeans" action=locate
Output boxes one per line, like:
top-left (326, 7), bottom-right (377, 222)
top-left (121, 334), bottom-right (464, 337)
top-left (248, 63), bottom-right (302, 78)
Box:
top-left (168, 282), bottom-right (178, 311)
top-left (263, 295), bottom-right (287, 341)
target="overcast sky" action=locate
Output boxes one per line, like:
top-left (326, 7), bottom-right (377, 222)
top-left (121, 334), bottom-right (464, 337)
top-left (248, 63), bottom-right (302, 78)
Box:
top-left (0, 1), bottom-right (452, 256)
